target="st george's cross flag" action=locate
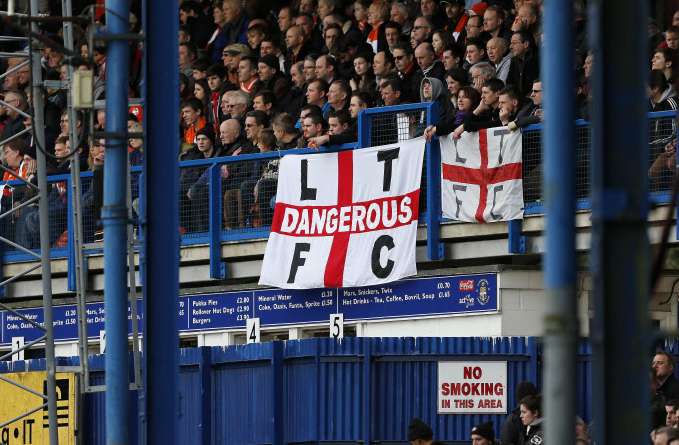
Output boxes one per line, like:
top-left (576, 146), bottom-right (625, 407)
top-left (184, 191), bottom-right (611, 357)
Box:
top-left (440, 128), bottom-right (524, 223)
top-left (259, 138), bottom-right (425, 289)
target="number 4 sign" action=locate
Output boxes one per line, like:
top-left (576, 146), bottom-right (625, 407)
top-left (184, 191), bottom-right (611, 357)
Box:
top-left (329, 313), bottom-right (343, 339)
top-left (246, 318), bottom-right (260, 344)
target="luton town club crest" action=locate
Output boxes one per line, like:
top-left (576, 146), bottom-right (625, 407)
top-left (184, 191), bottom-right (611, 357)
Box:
top-left (477, 279), bottom-right (489, 305)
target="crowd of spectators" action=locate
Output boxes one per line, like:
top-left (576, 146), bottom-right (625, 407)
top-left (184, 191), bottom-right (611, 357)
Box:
top-left (0, 0), bottom-right (678, 242)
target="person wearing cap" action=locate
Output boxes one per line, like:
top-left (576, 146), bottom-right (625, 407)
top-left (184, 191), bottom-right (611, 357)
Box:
top-left (407, 417), bottom-right (445, 445)
top-left (471, 421), bottom-right (496, 445)
top-left (222, 43), bottom-right (251, 86)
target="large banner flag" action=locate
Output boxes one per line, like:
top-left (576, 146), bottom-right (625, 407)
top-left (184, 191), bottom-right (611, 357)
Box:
top-left (260, 138), bottom-right (425, 289)
top-left (440, 128), bottom-right (523, 223)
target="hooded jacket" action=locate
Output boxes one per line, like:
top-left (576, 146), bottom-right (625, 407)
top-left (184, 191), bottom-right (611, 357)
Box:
top-left (420, 76), bottom-right (453, 126)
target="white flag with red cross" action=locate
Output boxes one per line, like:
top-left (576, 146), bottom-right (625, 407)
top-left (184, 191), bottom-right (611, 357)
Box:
top-left (440, 128), bottom-right (524, 223)
top-left (259, 138), bottom-right (425, 289)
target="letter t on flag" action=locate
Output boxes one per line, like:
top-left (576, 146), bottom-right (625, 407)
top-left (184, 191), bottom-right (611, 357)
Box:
top-left (259, 138), bottom-right (426, 289)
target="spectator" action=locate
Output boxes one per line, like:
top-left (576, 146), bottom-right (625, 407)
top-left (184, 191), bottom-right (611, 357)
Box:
top-left (649, 139), bottom-right (676, 182)
top-left (246, 22), bottom-right (268, 54)
top-left (309, 108), bottom-right (356, 148)
top-left (465, 15), bottom-right (484, 41)
top-left (423, 84), bottom-right (479, 139)
top-left (1, 89), bottom-right (28, 141)
top-left (323, 23), bottom-right (344, 57)
top-left (193, 78), bottom-right (210, 115)
top-left (470, 61), bottom-right (496, 92)
top-left (407, 417), bottom-right (444, 445)
top-left (654, 352), bottom-right (679, 402)
top-left (179, 1), bottom-right (214, 49)
top-left (181, 97), bottom-right (207, 147)
top-left (445, 68), bottom-right (469, 109)
top-left (465, 38), bottom-right (487, 70)
top-left (471, 421), bottom-right (496, 445)
top-left (373, 50), bottom-right (396, 84)
top-left (206, 64), bottom-right (228, 132)
top-left (327, 80), bottom-right (351, 113)
top-left (410, 16), bottom-right (433, 50)
top-left (442, 46), bottom-right (463, 71)
top-left (350, 52), bottom-right (377, 94)
top-left (487, 37), bottom-right (511, 82)
top-left (442, 0), bottom-right (468, 42)
top-left (381, 77), bottom-right (403, 106)
top-left (288, 62), bottom-right (307, 119)
top-left (432, 29), bottom-right (456, 61)
top-left (511, 3), bottom-right (540, 44)
top-left (272, 113), bottom-right (300, 149)
top-left (296, 13), bottom-right (323, 54)
top-left (303, 55), bottom-right (318, 84)
top-left (653, 426), bottom-right (679, 445)
top-left (253, 90), bottom-right (277, 116)
top-left (306, 79), bottom-right (330, 115)
top-left (415, 42), bottom-right (446, 83)
top-left (482, 5), bottom-right (511, 41)
top-left (384, 21), bottom-right (403, 52)
top-left (251, 128), bottom-right (280, 226)
top-left (648, 70), bottom-right (678, 112)
top-left (315, 54), bottom-right (339, 85)
top-left (507, 30), bottom-right (539, 98)
top-left (220, 119), bottom-right (248, 228)
top-left (179, 42), bottom-right (197, 78)
top-left (420, 0), bottom-right (447, 30)
top-left (206, 2), bottom-right (230, 63)
top-left (508, 79), bottom-right (543, 130)
top-left (652, 48), bottom-right (677, 83)
top-left (277, 6), bottom-right (294, 34)
top-left (221, 0), bottom-right (249, 45)
top-left (260, 38), bottom-right (286, 72)
top-left (285, 25), bottom-right (311, 72)
top-left (349, 91), bottom-right (371, 119)
top-left (389, 2), bottom-right (412, 36)
top-left (420, 76), bottom-right (452, 124)
top-left (127, 119), bottom-right (144, 166)
top-left (498, 86), bottom-right (522, 125)
top-left (222, 43), bottom-right (252, 87)
top-left (237, 56), bottom-right (261, 96)
top-left (258, 54), bottom-right (291, 101)
top-left (662, 26), bottom-right (679, 50)
top-left (298, 112), bottom-right (326, 147)
top-left (444, 77), bottom-right (504, 139)
top-left (393, 43), bottom-right (420, 102)
top-left (519, 394), bottom-right (544, 445)
top-left (366, 1), bottom-right (389, 53)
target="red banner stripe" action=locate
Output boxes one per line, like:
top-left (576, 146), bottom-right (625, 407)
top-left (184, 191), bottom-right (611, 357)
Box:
top-left (324, 151), bottom-right (354, 288)
top-left (442, 162), bottom-right (522, 185)
top-left (270, 191), bottom-right (420, 237)
top-left (475, 130), bottom-right (489, 223)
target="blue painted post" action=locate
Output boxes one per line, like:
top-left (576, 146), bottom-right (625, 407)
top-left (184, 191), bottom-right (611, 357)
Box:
top-left (362, 338), bottom-right (372, 445)
top-left (272, 341), bottom-right (284, 445)
top-left (589, 1), bottom-right (650, 443)
top-left (143, 0), bottom-right (179, 444)
top-left (425, 102), bottom-right (443, 261)
top-left (314, 339), bottom-right (321, 442)
top-left (198, 347), bottom-right (212, 445)
top-left (208, 165), bottom-right (225, 279)
top-left (66, 175), bottom-right (76, 291)
top-left (357, 109), bottom-right (371, 148)
top-left (542, 0), bottom-right (577, 444)
top-left (507, 220), bottom-right (525, 254)
top-left (103, 1), bottom-right (131, 444)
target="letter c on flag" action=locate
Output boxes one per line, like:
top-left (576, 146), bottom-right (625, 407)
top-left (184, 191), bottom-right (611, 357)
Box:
top-left (371, 235), bottom-right (395, 278)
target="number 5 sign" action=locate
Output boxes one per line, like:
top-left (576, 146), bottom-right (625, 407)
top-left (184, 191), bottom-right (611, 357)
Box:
top-left (329, 313), bottom-right (343, 339)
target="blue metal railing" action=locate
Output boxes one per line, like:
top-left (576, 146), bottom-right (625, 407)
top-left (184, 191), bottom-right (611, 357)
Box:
top-left (0, 107), bottom-right (675, 275)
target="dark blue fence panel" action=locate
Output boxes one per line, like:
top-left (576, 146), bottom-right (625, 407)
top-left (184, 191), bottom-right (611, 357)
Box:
top-left (0, 336), bottom-right (602, 444)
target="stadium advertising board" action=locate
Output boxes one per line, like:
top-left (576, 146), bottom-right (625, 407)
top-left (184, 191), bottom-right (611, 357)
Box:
top-left (0, 273), bottom-right (497, 344)
top-left (438, 361), bottom-right (507, 414)
top-left (0, 372), bottom-right (77, 444)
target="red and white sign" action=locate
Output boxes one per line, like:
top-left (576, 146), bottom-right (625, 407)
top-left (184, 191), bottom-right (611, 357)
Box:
top-left (440, 128), bottom-right (523, 223)
top-left (259, 138), bottom-right (425, 289)
top-left (438, 361), bottom-right (507, 414)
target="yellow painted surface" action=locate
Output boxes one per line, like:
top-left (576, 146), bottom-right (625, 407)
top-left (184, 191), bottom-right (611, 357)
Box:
top-left (0, 372), bottom-right (76, 445)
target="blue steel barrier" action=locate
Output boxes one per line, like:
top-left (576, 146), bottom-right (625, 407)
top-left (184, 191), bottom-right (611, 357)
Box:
top-left (0, 337), bottom-right (584, 445)
top-left (0, 109), bottom-right (675, 272)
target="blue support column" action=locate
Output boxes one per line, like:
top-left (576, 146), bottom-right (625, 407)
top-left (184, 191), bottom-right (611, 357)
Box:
top-left (103, 1), bottom-right (131, 444)
top-left (66, 175), bottom-right (76, 291)
top-left (143, 0), bottom-right (179, 444)
top-left (198, 347), bottom-right (212, 445)
top-left (357, 109), bottom-right (371, 148)
top-left (508, 220), bottom-right (525, 254)
top-left (590, 1), bottom-right (650, 443)
top-left (208, 165), bottom-right (226, 279)
top-left (272, 341), bottom-right (284, 445)
top-left (362, 338), bottom-right (372, 445)
top-left (542, 0), bottom-right (577, 444)
top-left (425, 102), bottom-right (443, 261)
top-left (314, 339), bottom-right (321, 442)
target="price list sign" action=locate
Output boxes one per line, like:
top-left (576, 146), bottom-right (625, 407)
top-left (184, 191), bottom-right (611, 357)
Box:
top-left (1, 273), bottom-right (498, 344)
